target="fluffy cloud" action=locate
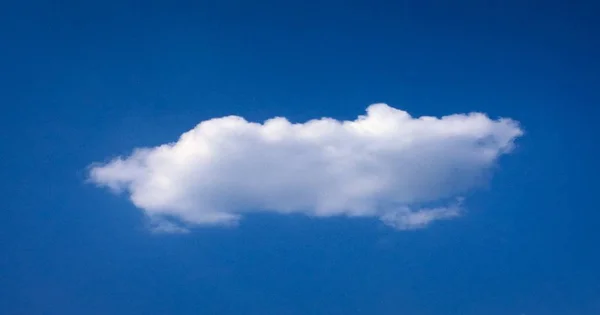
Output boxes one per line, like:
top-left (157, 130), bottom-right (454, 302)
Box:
top-left (89, 104), bottom-right (522, 232)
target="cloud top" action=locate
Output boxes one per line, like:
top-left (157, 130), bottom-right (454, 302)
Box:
top-left (89, 104), bottom-right (522, 231)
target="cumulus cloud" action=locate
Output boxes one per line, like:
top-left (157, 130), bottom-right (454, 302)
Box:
top-left (89, 104), bottom-right (522, 231)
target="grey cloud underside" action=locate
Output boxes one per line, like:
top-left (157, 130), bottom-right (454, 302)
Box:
top-left (89, 104), bottom-right (522, 232)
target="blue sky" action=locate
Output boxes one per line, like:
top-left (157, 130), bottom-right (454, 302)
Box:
top-left (2, 1), bottom-right (600, 314)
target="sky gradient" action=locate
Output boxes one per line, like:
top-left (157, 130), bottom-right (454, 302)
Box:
top-left (2, 1), bottom-right (600, 314)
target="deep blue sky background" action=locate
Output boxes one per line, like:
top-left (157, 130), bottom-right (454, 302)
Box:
top-left (1, 1), bottom-right (599, 314)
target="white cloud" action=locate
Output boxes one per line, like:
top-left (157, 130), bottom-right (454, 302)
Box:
top-left (380, 201), bottom-right (462, 230)
top-left (89, 104), bottom-right (522, 231)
